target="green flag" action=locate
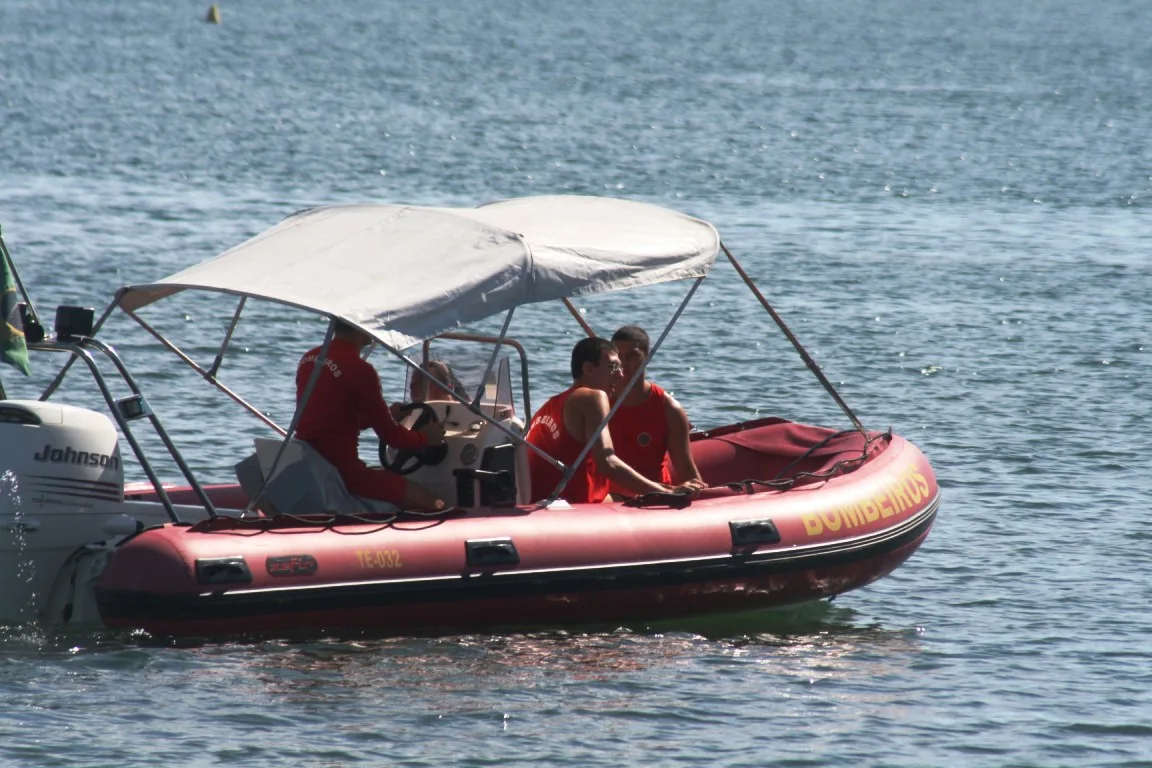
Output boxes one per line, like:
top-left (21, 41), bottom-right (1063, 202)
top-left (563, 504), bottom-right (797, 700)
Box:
top-left (1, 252), bottom-right (30, 376)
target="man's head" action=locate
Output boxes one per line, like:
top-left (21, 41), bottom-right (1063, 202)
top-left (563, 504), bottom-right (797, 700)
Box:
top-left (410, 359), bottom-right (454, 402)
top-left (571, 336), bottom-right (623, 393)
top-left (332, 319), bottom-right (373, 350)
top-left (611, 325), bottom-right (650, 383)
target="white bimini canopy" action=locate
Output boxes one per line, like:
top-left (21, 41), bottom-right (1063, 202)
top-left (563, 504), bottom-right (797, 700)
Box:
top-left (117, 195), bottom-right (720, 348)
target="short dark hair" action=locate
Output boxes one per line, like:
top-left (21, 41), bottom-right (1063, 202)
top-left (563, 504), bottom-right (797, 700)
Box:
top-left (571, 337), bottom-right (614, 380)
top-left (611, 325), bottom-right (650, 356)
top-left (333, 318), bottom-right (361, 337)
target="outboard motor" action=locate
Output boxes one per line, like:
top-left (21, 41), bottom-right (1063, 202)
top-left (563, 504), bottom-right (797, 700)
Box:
top-left (0, 400), bottom-right (128, 623)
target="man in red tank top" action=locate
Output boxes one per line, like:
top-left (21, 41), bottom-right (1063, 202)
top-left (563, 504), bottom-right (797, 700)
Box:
top-left (296, 320), bottom-right (446, 511)
top-left (608, 325), bottom-right (705, 498)
top-left (525, 337), bottom-right (681, 504)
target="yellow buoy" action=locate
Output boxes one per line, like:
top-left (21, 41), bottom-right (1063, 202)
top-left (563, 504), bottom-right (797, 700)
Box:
top-left (206, 4), bottom-right (221, 23)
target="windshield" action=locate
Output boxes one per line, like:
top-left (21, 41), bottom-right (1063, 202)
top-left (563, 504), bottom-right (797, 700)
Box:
top-left (402, 349), bottom-right (518, 422)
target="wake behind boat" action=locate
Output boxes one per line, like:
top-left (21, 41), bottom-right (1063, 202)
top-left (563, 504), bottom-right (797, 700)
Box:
top-left (0, 196), bottom-right (939, 637)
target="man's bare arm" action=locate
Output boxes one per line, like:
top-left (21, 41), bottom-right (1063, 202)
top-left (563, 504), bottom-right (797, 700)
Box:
top-left (665, 397), bottom-right (706, 489)
top-left (569, 389), bottom-right (670, 496)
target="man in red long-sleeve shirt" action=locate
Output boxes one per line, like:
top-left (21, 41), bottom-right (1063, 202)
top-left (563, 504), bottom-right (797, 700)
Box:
top-left (296, 320), bottom-right (446, 511)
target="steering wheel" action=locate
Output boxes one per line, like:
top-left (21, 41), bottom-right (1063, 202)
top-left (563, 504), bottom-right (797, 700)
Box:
top-left (380, 402), bottom-right (448, 475)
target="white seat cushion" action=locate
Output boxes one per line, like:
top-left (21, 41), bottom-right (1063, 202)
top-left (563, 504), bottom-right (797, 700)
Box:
top-left (245, 437), bottom-right (399, 516)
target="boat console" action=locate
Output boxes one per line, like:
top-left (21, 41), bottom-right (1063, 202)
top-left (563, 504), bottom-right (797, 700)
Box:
top-left (384, 348), bottom-right (533, 510)
top-left (389, 398), bottom-right (531, 509)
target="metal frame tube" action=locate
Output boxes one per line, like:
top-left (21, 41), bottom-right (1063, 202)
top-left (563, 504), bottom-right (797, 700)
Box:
top-left (77, 336), bottom-right (220, 518)
top-left (27, 342), bottom-right (184, 522)
top-left (721, 243), bottom-right (866, 436)
top-left (39, 300), bottom-right (117, 402)
top-left (123, 308), bottom-right (285, 435)
top-left (472, 308), bottom-right (515, 409)
top-left (244, 318), bottom-right (336, 514)
top-left (208, 296), bottom-right (246, 378)
top-left (0, 228), bottom-right (42, 326)
top-left (562, 298), bottom-right (596, 338)
top-left (422, 332), bottom-right (533, 419)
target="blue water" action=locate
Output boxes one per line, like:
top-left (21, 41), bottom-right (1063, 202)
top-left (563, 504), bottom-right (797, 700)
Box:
top-left (2, 0), bottom-right (1151, 765)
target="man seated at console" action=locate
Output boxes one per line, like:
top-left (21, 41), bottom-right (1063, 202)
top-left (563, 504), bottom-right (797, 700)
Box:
top-left (525, 337), bottom-right (694, 504)
top-left (296, 319), bottom-right (446, 511)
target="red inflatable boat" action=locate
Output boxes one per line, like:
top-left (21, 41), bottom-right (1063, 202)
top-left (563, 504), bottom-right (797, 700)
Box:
top-left (0, 196), bottom-right (939, 636)
top-left (94, 418), bottom-right (936, 636)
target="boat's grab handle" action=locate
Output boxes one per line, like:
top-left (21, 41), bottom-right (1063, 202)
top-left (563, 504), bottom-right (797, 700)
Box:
top-left (729, 518), bottom-right (782, 547)
top-left (196, 556), bottom-right (253, 586)
top-left (1, 518), bottom-right (41, 533)
top-left (622, 491), bottom-right (693, 510)
top-left (465, 537), bottom-right (520, 567)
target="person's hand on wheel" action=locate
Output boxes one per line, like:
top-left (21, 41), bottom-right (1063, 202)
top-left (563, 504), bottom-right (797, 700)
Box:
top-left (418, 420), bottom-right (446, 446)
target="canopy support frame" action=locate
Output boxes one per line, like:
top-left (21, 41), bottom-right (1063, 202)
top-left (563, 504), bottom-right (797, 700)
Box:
top-left (562, 298), bottom-right (596, 338)
top-left (121, 307), bottom-right (286, 436)
top-left (28, 338), bottom-right (217, 523)
top-left (421, 332), bottom-right (533, 421)
top-left (471, 308), bottom-right (516, 410)
top-left (244, 318), bottom-right (336, 516)
top-left (40, 300), bottom-right (117, 402)
top-left (208, 296), bottom-right (246, 378)
top-left (721, 242), bottom-right (866, 437)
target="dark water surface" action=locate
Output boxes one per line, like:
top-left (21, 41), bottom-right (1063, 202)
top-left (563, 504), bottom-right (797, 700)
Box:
top-left (2, 0), bottom-right (1150, 765)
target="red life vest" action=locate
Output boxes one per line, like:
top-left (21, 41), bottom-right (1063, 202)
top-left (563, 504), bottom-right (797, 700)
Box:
top-left (525, 387), bottom-right (611, 504)
top-left (608, 381), bottom-right (671, 496)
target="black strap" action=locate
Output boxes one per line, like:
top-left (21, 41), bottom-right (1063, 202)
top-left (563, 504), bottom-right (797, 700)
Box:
top-left (621, 491), bottom-right (693, 510)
